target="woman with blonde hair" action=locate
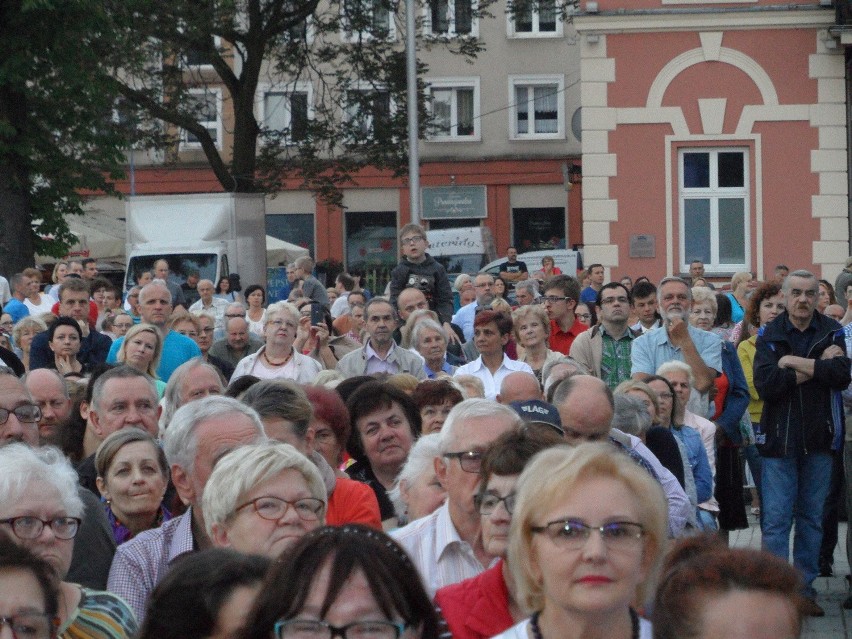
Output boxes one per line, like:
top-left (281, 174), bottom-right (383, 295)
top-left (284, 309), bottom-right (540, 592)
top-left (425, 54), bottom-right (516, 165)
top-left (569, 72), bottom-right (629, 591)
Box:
top-left (22, 268), bottom-right (54, 316)
top-left (497, 443), bottom-right (668, 639)
top-left (513, 304), bottom-right (561, 385)
top-left (726, 272), bottom-right (753, 323)
top-left (117, 323), bottom-right (165, 396)
top-left (12, 315), bottom-right (47, 372)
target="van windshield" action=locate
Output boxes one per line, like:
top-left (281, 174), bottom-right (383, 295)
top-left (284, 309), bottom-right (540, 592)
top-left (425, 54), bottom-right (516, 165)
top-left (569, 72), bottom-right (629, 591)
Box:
top-left (434, 254), bottom-right (490, 278)
top-left (126, 254), bottom-right (218, 290)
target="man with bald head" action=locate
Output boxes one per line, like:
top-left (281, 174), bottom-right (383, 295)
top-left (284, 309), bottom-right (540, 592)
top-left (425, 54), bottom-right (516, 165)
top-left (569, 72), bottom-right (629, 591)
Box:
top-left (152, 259), bottom-right (186, 311)
top-left (23, 368), bottom-right (72, 447)
top-left (553, 375), bottom-right (690, 537)
top-left (188, 279), bottom-right (229, 331)
top-left (208, 315), bottom-right (263, 368)
top-left (497, 371), bottom-right (542, 404)
top-left (107, 282), bottom-right (200, 381)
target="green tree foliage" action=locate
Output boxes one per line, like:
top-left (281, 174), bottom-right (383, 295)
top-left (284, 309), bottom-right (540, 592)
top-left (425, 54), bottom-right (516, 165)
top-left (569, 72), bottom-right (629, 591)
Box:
top-left (0, 0), bottom-right (138, 273)
top-left (104, 0), bottom-right (491, 204)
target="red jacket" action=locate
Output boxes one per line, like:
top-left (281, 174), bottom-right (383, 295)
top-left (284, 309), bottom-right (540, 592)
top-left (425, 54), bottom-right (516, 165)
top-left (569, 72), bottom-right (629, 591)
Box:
top-left (434, 560), bottom-right (514, 639)
top-left (326, 476), bottom-right (383, 530)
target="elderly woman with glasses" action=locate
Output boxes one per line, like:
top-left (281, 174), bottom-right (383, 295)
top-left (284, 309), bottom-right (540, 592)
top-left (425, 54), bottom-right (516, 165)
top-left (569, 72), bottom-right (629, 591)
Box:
top-left (494, 443), bottom-right (668, 639)
top-left (232, 301), bottom-right (323, 382)
top-left (203, 441), bottom-right (327, 558)
top-left (0, 444), bottom-right (137, 638)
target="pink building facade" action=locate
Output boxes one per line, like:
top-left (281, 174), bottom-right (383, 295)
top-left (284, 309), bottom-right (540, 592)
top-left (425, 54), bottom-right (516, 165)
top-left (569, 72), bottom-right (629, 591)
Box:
top-left (573, 1), bottom-right (848, 284)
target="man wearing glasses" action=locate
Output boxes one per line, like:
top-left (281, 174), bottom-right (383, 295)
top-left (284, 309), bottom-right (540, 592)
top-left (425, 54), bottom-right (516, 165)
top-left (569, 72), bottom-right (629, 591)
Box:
top-left (391, 399), bottom-right (521, 597)
top-left (569, 282), bottom-right (639, 389)
top-left (541, 274), bottom-right (587, 355)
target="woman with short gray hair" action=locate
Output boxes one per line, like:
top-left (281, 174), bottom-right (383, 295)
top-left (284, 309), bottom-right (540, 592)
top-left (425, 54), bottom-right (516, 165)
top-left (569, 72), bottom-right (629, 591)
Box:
top-left (0, 444), bottom-right (138, 638)
top-left (203, 442), bottom-right (326, 558)
top-left (412, 318), bottom-right (456, 377)
top-left (231, 301), bottom-right (323, 382)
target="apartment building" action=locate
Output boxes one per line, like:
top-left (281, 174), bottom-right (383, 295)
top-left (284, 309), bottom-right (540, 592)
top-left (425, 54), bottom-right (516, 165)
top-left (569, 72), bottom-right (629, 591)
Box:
top-left (89, 0), bottom-right (584, 275)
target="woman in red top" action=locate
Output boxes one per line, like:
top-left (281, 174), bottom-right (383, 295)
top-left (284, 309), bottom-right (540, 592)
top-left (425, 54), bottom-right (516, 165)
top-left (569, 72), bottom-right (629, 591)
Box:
top-left (434, 428), bottom-right (562, 639)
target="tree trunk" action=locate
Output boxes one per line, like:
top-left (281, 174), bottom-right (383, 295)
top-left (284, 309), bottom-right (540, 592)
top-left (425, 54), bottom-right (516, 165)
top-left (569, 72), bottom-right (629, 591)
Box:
top-left (0, 81), bottom-right (35, 275)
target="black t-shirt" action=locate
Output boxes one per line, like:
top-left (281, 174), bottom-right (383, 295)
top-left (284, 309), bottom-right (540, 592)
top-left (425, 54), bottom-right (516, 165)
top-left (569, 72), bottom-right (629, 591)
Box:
top-left (499, 259), bottom-right (528, 291)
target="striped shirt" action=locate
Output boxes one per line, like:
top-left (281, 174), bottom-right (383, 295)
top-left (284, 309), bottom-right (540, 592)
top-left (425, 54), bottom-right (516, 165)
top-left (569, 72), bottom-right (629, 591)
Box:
top-left (390, 502), bottom-right (494, 598)
top-left (59, 588), bottom-right (137, 639)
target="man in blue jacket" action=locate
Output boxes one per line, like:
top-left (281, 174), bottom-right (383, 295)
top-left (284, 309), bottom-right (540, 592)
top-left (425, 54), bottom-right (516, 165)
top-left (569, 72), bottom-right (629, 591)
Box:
top-left (754, 269), bottom-right (851, 617)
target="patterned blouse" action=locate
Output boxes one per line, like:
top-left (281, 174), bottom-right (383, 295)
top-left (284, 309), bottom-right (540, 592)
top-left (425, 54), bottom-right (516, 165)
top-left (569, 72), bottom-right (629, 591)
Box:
top-left (59, 587), bottom-right (137, 639)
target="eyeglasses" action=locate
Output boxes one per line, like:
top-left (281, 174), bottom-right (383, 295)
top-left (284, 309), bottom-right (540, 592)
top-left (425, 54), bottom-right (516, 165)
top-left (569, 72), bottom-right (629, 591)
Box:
top-left (0, 320), bottom-right (13, 328)
top-left (655, 391), bottom-right (673, 400)
top-left (199, 327), bottom-right (215, 334)
top-left (225, 313), bottom-right (245, 319)
top-left (0, 613), bottom-right (57, 639)
top-left (576, 313), bottom-right (592, 321)
top-left (444, 451), bottom-right (484, 473)
top-left (530, 519), bottom-right (644, 551)
top-left (0, 516), bottom-right (81, 540)
top-left (0, 404), bottom-right (41, 426)
top-left (267, 319), bottom-right (297, 330)
top-left (274, 619), bottom-right (406, 639)
top-left (538, 296), bottom-right (570, 304)
top-left (235, 496), bottom-right (325, 522)
top-left (476, 492), bottom-right (516, 516)
top-left (474, 282), bottom-right (492, 289)
top-left (400, 236), bottom-right (424, 245)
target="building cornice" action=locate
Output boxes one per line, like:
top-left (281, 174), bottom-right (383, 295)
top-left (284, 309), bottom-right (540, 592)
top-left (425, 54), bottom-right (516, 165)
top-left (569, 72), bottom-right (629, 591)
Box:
top-left (573, 7), bottom-right (833, 33)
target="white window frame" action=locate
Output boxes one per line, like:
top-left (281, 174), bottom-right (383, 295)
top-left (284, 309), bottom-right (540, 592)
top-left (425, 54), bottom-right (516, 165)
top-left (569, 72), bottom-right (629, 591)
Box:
top-left (256, 82), bottom-right (314, 145)
top-left (422, 0), bottom-right (478, 38)
top-left (183, 35), bottom-right (223, 69)
top-left (507, 75), bottom-right (564, 140)
top-left (426, 77), bottom-right (480, 142)
top-left (506, 0), bottom-right (562, 38)
top-left (678, 147), bottom-right (750, 273)
top-left (345, 83), bottom-right (394, 141)
top-left (180, 87), bottom-right (222, 150)
top-left (340, 0), bottom-right (396, 42)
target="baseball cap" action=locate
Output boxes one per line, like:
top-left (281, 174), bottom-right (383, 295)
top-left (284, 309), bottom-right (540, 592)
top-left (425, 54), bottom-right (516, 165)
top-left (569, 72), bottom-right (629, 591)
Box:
top-left (509, 400), bottom-right (564, 436)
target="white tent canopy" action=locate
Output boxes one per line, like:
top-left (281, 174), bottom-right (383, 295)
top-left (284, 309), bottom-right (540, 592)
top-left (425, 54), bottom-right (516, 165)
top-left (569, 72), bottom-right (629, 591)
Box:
top-left (37, 212), bottom-right (307, 267)
top-left (36, 211), bottom-right (125, 264)
top-left (266, 235), bottom-right (309, 266)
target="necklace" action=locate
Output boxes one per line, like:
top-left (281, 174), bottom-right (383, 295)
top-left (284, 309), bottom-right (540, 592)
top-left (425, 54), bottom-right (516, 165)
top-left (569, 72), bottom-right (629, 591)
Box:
top-left (529, 608), bottom-right (639, 639)
top-left (262, 349), bottom-right (293, 367)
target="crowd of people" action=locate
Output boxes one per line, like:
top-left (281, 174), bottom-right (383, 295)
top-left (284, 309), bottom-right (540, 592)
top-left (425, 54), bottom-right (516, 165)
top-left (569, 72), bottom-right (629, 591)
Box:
top-left (1, 233), bottom-right (847, 638)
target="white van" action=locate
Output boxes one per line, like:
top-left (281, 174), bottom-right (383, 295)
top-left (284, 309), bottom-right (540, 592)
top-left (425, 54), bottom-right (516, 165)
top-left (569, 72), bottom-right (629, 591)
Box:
top-left (427, 227), bottom-right (497, 281)
top-left (481, 249), bottom-right (581, 279)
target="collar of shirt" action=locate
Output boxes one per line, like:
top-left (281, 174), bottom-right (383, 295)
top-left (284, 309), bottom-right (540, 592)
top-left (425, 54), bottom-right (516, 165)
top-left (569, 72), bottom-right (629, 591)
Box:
top-left (365, 339), bottom-right (396, 362)
top-left (434, 502), bottom-right (474, 561)
top-left (599, 324), bottom-right (634, 340)
top-left (468, 353), bottom-right (512, 373)
top-left (167, 509), bottom-right (196, 564)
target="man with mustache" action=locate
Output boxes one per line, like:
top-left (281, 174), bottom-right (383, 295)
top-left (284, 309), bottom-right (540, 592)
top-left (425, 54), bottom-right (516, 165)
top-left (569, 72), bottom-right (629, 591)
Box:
top-left (754, 269), bottom-right (850, 617)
